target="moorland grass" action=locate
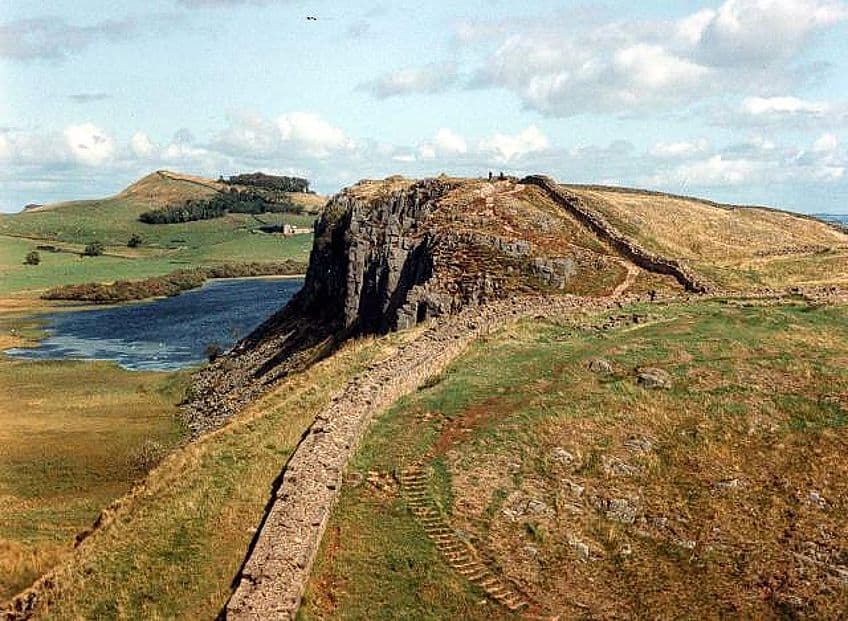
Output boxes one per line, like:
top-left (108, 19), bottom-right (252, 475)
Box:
top-left (3, 331), bottom-right (409, 619)
top-left (302, 300), bottom-right (848, 619)
top-left (0, 358), bottom-right (188, 600)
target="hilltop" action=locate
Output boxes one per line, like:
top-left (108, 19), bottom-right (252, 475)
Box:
top-left (4, 174), bottom-right (847, 620)
top-left (0, 170), bottom-right (324, 296)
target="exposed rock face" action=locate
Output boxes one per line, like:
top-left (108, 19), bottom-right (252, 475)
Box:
top-left (181, 176), bottom-right (658, 434)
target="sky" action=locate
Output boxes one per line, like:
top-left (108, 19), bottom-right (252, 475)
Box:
top-left (1, 0), bottom-right (847, 213)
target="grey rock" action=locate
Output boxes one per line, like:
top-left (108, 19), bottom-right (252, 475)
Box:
top-left (636, 367), bottom-right (672, 390)
top-left (587, 358), bottom-right (614, 374)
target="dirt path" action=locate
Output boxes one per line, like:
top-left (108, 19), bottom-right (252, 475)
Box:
top-left (225, 294), bottom-right (617, 620)
top-left (612, 261), bottom-right (641, 297)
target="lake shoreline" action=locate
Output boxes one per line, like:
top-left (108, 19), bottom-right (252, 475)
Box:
top-left (40, 261), bottom-right (306, 305)
top-left (3, 277), bottom-right (303, 371)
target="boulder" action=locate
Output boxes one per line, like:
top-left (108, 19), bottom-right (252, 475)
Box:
top-left (636, 367), bottom-right (672, 390)
top-left (588, 357), bottom-right (613, 374)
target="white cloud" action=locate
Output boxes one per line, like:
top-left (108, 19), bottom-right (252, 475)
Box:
top-left (656, 154), bottom-right (765, 186)
top-left (64, 123), bottom-right (114, 166)
top-left (613, 44), bottom-right (709, 90)
top-left (424, 0), bottom-right (848, 118)
top-left (130, 132), bottom-right (157, 158)
top-left (742, 96), bottom-right (829, 116)
top-left (276, 112), bottom-right (354, 157)
top-left (217, 111), bottom-right (354, 159)
top-left (650, 139), bottom-right (710, 158)
top-left (812, 132), bottom-right (838, 153)
top-left (691, 0), bottom-right (848, 65)
top-left (418, 128), bottom-right (467, 160)
top-left (359, 63), bottom-right (458, 99)
top-left (479, 125), bottom-right (549, 163)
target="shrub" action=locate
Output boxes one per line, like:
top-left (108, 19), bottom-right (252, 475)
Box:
top-left (127, 234), bottom-right (143, 248)
top-left (83, 241), bottom-right (104, 257)
top-left (24, 250), bottom-right (41, 265)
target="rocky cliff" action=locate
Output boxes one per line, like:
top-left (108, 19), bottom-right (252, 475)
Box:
top-left (182, 175), bottom-right (674, 434)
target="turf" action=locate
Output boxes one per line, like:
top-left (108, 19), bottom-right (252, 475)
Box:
top-left (0, 357), bottom-right (188, 601)
top-left (4, 332), bottom-right (407, 619)
top-left (302, 299), bottom-right (848, 619)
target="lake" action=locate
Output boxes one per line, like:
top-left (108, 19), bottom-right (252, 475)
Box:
top-left (813, 213), bottom-right (848, 226)
top-left (5, 277), bottom-right (303, 371)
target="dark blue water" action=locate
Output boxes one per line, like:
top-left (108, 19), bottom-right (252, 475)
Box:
top-left (5, 278), bottom-right (302, 371)
top-left (813, 213), bottom-right (848, 226)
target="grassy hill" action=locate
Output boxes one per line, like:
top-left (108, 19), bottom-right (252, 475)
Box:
top-left (303, 299), bottom-right (848, 619)
top-left (566, 184), bottom-right (848, 290)
top-left (0, 171), bottom-right (322, 296)
top-left (3, 175), bottom-right (847, 619)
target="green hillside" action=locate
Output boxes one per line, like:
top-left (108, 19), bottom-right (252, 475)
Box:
top-left (0, 171), bottom-right (320, 295)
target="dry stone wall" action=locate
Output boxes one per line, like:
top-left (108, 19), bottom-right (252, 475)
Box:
top-left (523, 175), bottom-right (711, 293)
top-left (225, 294), bottom-right (617, 620)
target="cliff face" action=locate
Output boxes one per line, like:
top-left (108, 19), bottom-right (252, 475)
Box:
top-left (296, 179), bottom-right (446, 334)
top-left (182, 175), bottom-right (657, 433)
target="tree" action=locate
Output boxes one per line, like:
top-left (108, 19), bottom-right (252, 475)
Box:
top-left (127, 234), bottom-right (143, 248)
top-left (83, 241), bottom-right (104, 257)
top-left (24, 250), bottom-right (41, 265)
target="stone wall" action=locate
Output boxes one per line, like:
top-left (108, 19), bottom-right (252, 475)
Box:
top-left (224, 294), bottom-right (617, 620)
top-left (523, 175), bottom-right (711, 293)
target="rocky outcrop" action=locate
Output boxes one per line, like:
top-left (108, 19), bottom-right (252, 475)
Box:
top-left (523, 175), bottom-right (711, 293)
top-left (182, 176), bottom-right (622, 435)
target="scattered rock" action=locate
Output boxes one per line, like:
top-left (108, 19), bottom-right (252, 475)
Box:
top-left (568, 536), bottom-right (592, 561)
top-left (562, 478), bottom-right (585, 497)
top-left (603, 456), bottom-right (639, 477)
top-left (715, 477), bottom-right (742, 490)
top-left (526, 499), bottom-right (550, 515)
top-left (636, 367), bottom-right (672, 390)
top-left (551, 447), bottom-right (577, 466)
top-left (587, 357), bottom-right (613, 374)
top-left (809, 490), bottom-right (828, 509)
top-left (624, 436), bottom-right (654, 453)
top-left (600, 497), bottom-right (640, 524)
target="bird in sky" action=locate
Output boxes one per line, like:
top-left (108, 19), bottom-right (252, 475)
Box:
top-left (306, 16), bottom-right (318, 21)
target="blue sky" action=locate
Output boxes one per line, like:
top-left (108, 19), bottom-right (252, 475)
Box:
top-left (1, 0), bottom-right (847, 213)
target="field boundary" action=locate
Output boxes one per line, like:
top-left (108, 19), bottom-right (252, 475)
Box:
top-left (224, 294), bottom-right (616, 620)
top-left (524, 175), bottom-right (711, 293)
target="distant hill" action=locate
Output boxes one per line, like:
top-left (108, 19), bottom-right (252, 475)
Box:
top-left (27, 170), bottom-right (325, 215)
top-left (0, 170), bottom-right (323, 295)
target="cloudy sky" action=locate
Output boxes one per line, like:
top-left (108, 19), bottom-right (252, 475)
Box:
top-left (1, 0), bottom-right (847, 213)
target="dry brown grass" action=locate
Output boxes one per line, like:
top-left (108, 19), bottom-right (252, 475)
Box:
top-left (6, 328), bottom-right (418, 619)
top-left (569, 186), bottom-right (848, 290)
top-left (304, 300), bottom-right (848, 619)
top-left (0, 358), bottom-right (186, 601)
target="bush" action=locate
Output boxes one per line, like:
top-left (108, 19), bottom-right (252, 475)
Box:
top-left (24, 250), bottom-right (41, 265)
top-left (127, 234), bottom-right (143, 248)
top-left (83, 241), bottom-right (104, 257)
top-left (139, 185), bottom-right (305, 224)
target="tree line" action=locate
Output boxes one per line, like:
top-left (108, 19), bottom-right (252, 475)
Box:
top-left (225, 172), bottom-right (311, 193)
top-left (139, 188), bottom-right (303, 224)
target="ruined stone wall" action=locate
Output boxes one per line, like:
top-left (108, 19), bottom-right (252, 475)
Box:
top-left (523, 175), bottom-right (711, 293)
top-left (224, 294), bottom-right (618, 620)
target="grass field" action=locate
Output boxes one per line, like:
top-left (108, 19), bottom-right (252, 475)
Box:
top-left (567, 186), bottom-right (848, 290)
top-left (0, 357), bottom-right (188, 601)
top-left (0, 172), bottom-right (317, 296)
top-left (303, 299), bottom-right (848, 619)
top-left (2, 329), bottom-right (419, 619)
